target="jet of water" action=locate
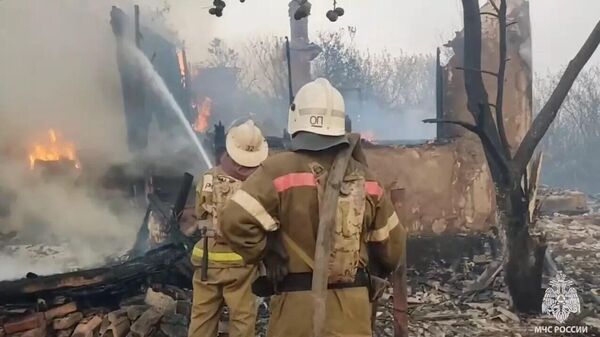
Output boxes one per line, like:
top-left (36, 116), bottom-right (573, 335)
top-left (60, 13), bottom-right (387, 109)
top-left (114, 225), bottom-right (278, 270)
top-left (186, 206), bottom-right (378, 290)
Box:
top-left (118, 39), bottom-right (213, 169)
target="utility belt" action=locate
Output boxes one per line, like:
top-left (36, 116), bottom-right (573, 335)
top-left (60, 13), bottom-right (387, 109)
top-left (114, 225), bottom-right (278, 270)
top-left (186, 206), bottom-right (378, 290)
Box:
top-left (252, 269), bottom-right (370, 297)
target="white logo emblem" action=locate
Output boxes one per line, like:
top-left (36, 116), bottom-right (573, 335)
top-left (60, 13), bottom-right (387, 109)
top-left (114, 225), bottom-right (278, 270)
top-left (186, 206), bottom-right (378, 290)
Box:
top-left (542, 272), bottom-right (580, 323)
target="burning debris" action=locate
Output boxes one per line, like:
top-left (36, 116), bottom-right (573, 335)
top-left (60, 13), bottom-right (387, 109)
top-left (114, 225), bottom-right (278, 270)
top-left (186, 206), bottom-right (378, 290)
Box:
top-left (192, 98), bottom-right (212, 134)
top-left (1, 0), bottom-right (599, 336)
top-left (28, 130), bottom-right (81, 171)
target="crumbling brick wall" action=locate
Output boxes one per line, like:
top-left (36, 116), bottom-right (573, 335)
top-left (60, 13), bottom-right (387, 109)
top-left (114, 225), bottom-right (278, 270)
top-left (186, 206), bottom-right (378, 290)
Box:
top-left (365, 0), bottom-right (532, 236)
top-left (364, 140), bottom-right (495, 235)
top-left (443, 0), bottom-right (532, 152)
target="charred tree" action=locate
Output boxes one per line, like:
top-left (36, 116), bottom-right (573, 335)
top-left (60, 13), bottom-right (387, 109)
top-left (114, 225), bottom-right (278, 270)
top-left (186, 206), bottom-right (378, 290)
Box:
top-left (426, 0), bottom-right (600, 312)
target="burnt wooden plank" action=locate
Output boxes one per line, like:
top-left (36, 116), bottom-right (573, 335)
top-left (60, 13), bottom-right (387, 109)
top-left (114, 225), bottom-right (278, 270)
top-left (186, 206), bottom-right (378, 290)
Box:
top-left (0, 244), bottom-right (187, 304)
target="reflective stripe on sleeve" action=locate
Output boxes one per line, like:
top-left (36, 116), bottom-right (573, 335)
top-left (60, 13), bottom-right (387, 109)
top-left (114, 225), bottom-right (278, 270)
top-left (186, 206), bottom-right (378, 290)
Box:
top-left (365, 181), bottom-right (384, 198)
top-left (192, 247), bottom-right (243, 262)
top-left (230, 189), bottom-right (278, 231)
top-left (367, 212), bottom-right (399, 242)
top-left (272, 173), bottom-right (317, 193)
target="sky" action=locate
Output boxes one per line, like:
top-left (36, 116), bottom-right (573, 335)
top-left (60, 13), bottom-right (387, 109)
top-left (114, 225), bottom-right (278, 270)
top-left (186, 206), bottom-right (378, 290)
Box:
top-left (163, 0), bottom-right (600, 72)
top-left (0, 0), bottom-right (598, 144)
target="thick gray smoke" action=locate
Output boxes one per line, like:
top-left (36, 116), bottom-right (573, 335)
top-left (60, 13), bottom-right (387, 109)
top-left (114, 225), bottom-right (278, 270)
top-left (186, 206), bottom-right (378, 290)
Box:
top-left (0, 0), bottom-right (133, 166)
top-left (0, 160), bottom-right (141, 280)
top-left (0, 0), bottom-right (203, 280)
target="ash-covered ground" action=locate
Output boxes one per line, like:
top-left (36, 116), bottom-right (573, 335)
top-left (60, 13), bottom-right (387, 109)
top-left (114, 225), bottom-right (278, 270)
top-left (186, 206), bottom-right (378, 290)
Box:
top-left (368, 196), bottom-right (600, 337)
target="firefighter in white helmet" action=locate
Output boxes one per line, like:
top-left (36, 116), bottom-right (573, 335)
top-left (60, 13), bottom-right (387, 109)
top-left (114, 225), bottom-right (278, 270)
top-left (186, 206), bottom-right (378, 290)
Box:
top-left (220, 78), bottom-right (406, 337)
top-left (188, 120), bottom-right (268, 337)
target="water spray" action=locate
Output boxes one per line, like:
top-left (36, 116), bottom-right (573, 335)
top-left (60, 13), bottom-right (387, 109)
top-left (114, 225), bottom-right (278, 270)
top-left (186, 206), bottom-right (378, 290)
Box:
top-left (119, 39), bottom-right (214, 169)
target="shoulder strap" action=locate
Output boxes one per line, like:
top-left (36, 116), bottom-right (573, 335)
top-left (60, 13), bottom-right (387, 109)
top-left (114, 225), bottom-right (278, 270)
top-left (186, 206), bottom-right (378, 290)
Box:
top-left (281, 231), bottom-right (315, 270)
top-left (312, 133), bottom-right (361, 337)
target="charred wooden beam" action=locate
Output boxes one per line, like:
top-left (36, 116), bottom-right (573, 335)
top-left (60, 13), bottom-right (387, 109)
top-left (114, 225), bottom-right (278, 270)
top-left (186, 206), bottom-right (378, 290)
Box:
top-left (214, 122), bottom-right (226, 165)
top-left (390, 187), bottom-right (408, 337)
top-left (130, 172), bottom-right (195, 258)
top-left (110, 6), bottom-right (149, 153)
top-left (0, 244), bottom-right (189, 307)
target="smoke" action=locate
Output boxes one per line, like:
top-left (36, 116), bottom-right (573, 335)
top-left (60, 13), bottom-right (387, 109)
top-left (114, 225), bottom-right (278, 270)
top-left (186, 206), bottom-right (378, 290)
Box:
top-left (115, 38), bottom-right (214, 169)
top-left (0, 0), bottom-right (198, 280)
top-left (0, 159), bottom-right (141, 280)
top-left (0, 0), bottom-right (131, 164)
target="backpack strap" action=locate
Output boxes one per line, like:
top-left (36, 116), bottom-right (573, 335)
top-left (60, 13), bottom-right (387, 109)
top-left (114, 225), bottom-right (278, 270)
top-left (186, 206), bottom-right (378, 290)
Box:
top-left (281, 231), bottom-right (315, 270)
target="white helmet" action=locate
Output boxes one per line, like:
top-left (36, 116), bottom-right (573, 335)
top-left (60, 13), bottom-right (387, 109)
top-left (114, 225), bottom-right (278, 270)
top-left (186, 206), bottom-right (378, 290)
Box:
top-left (288, 78), bottom-right (346, 136)
top-left (225, 120), bottom-right (268, 168)
top-left (287, 78), bottom-right (348, 151)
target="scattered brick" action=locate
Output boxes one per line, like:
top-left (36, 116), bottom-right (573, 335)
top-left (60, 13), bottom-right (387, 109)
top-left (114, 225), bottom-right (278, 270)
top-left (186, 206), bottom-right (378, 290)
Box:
top-left (125, 306), bottom-right (149, 322)
top-left (44, 303), bottom-right (77, 320)
top-left (56, 327), bottom-right (75, 337)
top-left (53, 312), bottom-right (83, 330)
top-left (4, 313), bottom-right (45, 334)
top-left (108, 317), bottom-right (130, 337)
top-left (21, 327), bottom-right (45, 337)
top-left (106, 310), bottom-right (127, 325)
top-left (160, 314), bottom-right (186, 327)
top-left (159, 324), bottom-right (186, 337)
top-left (72, 316), bottom-right (102, 337)
top-left (129, 309), bottom-right (163, 337)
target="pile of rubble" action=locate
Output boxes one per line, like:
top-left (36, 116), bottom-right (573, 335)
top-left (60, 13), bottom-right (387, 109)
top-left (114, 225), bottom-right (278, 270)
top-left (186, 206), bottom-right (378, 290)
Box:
top-left (367, 192), bottom-right (600, 337)
top-left (0, 291), bottom-right (192, 337)
top-left (2, 189), bottom-right (599, 337)
top-left (538, 186), bottom-right (592, 216)
top-left (538, 214), bottom-right (600, 308)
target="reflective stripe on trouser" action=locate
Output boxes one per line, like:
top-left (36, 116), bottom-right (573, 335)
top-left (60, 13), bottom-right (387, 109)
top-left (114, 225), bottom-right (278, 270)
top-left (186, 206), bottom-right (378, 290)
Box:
top-left (266, 287), bottom-right (372, 337)
top-left (192, 246), bottom-right (244, 262)
top-left (188, 265), bottom-right (258, 337)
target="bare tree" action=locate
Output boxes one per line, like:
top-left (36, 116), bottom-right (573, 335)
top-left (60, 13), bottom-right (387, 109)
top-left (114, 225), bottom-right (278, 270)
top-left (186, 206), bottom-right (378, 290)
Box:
top-left (203, 29), bottom-right (435, 137)
top-left (426, 0), bottom-right (600, 312)
top-left (206, 28), bottom-right (434, 119)
top-left (537, 66), bottom-right (600, 193)
top-left (206, 38), bottom-right (241, 68)
top-left (312, 27), bottom-right (435, 112)
top-left (238, 36), bottom-right (289, 101)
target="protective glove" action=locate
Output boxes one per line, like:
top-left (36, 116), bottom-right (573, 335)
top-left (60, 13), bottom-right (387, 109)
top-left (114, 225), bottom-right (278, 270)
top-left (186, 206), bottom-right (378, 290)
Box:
top-left (263, 230), bottom-right (289, 293)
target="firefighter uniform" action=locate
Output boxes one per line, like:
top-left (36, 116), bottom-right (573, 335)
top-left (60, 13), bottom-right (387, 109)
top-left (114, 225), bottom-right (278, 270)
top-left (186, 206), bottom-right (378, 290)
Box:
top-left (188, 120), bottom-right (268, 337)
top-left (219, 78), bottom-right (406, 337)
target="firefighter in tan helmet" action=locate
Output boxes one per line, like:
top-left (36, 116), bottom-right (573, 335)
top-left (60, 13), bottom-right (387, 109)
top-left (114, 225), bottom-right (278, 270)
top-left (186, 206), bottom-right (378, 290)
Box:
top-left (219, 78), bottom-right (406, 337)
top-left (188, 120), bottom-right (268, 337)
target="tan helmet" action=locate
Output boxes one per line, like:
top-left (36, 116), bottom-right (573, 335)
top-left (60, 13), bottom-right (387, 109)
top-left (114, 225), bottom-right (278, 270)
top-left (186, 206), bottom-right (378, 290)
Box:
top-left (288, 78), bottom-right (346, 137)
top-left (225, 120), bottom-right (268, 168)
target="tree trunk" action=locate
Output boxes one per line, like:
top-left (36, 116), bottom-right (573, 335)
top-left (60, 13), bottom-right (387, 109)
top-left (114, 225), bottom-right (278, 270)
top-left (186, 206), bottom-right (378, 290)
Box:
top-left (497, 186), bottom-right (546, 313)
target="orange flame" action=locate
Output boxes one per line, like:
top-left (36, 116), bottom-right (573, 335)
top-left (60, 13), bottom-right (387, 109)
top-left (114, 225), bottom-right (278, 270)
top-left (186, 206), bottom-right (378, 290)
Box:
top-left (361, 131), bottom-right (376, 143)
top-left (176, 50), bottom-right (186, 78)
top-left (28, 129), bottom-right (81, 170)
top-left (193, 98), bottom-right (212, 133)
